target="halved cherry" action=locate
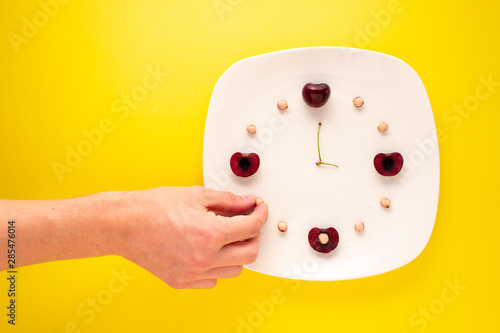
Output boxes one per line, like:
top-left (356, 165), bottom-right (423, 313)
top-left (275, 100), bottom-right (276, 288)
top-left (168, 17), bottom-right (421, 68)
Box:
top-left (308, 227), bottom-right (339, 253)
top-left (230, 152), bottom-right (260, 177)
top-left (373, 152), bottom-right (404, 176)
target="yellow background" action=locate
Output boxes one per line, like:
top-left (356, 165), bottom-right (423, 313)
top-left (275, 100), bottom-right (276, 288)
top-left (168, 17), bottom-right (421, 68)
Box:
top-left (1, 0), bottom-right (499, 332)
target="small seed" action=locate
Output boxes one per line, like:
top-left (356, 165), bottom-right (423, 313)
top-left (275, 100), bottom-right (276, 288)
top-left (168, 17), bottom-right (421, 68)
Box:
top-left (277, 221), bottom-right (288, 232)
top-left (353, 97), bottom-right (364, 107)
top-left (277, 100), bottom-right (288, 110)
top-left (377, 122), bottom-right (388, 132)
top-left (256, 197), bottom-right (264, 205)
top-left (318, 233), bottom-right (329, 245)
top-left (380, 198), bottom-right (391, 208)
top-left (354, 221), bottom-right (365, 232)
top-left (246, 124), bottom-right (257, 134)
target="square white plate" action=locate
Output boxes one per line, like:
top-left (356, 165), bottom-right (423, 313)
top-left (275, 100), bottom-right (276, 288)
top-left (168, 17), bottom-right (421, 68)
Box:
top-left (203, 47), bottom-right (439, 281)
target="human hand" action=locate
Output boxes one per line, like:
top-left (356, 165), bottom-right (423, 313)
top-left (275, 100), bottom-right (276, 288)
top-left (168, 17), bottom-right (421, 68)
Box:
top-left (115, 186), bottom-right (268, 289)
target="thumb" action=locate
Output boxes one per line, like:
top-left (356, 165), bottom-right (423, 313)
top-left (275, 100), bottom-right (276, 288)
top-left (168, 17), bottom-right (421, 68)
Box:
top-left (202, 188), bottom-right (256, 214)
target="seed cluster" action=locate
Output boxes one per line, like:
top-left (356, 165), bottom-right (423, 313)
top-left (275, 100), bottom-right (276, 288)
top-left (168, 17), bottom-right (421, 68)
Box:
top-left (353, 96), bottom-right (364, 107)
top-left (277, 99), bottom-right (288, 110)
top-left (380, 198), bottom-right (391, 208)
top-left (354, 221), bottom-right (365, 232)
top-left (277, 221), bottom-right (287, 232)
top-left (246, 124), bottom-right (257, 134)
top-left (377, 122), bottom-right (388, 132)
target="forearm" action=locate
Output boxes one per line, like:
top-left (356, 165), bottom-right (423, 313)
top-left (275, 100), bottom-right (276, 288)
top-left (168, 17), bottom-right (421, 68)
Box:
top-left (0, 192), bottom-right (125, 270)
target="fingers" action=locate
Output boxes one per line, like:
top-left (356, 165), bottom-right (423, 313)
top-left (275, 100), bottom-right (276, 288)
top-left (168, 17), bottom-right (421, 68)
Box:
top-left (205, 265), bottom-right (244, 279)
top-left (169, 279), bottom-right (218, 289)
top-left (166, 265), bottom-right (245, 289)
top-left (217, 236), bottom-right (260, 267)
top-left (170, 238), bottom-right (259, 287)
top-left (216, 202), bottom-right (268, 244)
top-left (159, 237), bottom-right (260, 289)
top-left (199, 187), bottom-right (268, 243)
top-left (201, 188), bottom-right (256, 214)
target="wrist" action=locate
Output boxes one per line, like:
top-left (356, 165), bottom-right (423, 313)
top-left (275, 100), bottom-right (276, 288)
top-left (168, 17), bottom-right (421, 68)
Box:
top-left (79, 191), bottom-right (129, 259)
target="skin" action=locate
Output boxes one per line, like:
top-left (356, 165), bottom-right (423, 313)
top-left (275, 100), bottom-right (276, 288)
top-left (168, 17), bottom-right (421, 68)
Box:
top-left (0, 186), bottom-right (268, 289)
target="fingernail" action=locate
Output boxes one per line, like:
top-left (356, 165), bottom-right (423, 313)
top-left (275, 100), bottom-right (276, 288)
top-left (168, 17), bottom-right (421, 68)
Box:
top-left (243, 195), bottom-right (255, 201)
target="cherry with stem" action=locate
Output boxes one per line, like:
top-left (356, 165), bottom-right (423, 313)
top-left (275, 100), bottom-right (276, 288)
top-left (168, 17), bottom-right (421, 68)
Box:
top-left (316, 122), bottom-right (338, 168)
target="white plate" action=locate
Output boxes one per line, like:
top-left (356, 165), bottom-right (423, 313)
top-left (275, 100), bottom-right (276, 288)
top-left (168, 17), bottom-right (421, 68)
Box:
top-left (203, 47), bottom-right (439, 281)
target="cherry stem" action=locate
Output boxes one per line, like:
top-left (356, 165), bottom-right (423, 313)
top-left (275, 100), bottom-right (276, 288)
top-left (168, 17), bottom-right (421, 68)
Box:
top-left (316, 122), bottom-right (338, 168)
top-left (317, 122), bottom-right (322, 162)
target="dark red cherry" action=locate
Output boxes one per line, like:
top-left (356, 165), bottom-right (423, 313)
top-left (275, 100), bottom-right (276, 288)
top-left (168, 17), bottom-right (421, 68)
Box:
top-left (308, 227), bottom-right (339, 253)
top-left (373, 152), bottom-right (404, 176)
top-left (302, 83), bottom-right (331, 108)
top-left (230, 152), bottom-right (260, 177)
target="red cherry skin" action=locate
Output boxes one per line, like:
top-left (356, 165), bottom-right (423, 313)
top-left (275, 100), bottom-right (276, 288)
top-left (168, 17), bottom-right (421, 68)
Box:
top-left (373, 152), bottom-right (404, 176)
top-left (230, 152), bottom-right (260, 177)
top-left (302, 83), bottom-right (331, 108)
top-left (308, 227), bottom-right (339, 253)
